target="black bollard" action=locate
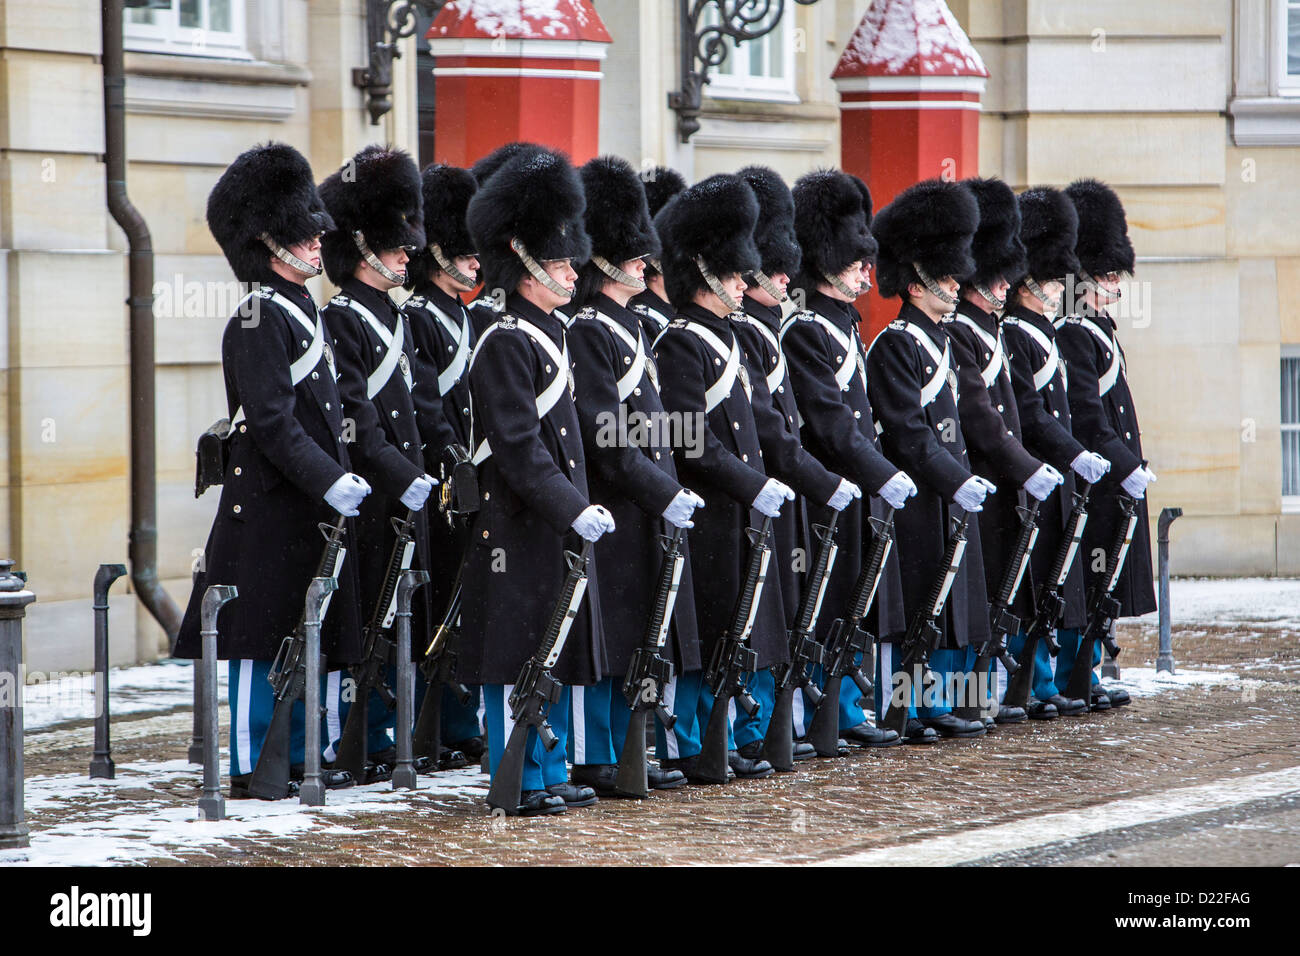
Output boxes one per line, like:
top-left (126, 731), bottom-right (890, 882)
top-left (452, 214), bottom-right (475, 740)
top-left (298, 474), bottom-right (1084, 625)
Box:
top-left (0, 561), bottom-right (35, 851)
top-left (299, 576), bottom-right (337, 808)
top-left (90, 564), bottom-right (127, 779)
top-left (393, 569), bottom-right (430, 791)
top-left (198, 585), bottom-right (237, 822)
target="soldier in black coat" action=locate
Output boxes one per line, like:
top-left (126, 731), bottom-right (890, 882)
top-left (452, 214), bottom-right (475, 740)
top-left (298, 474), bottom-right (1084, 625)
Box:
top-left (176, 143), bottom-right (365, 795)
top-left (564, 155), bottom-right (701, 796)
top-left (1001, 186), bottom-right (1112, 717)
top-left (866, 179), bottom-right (993, 741)
top-left (402, 163), bottom-right (485, 760)
top-left (653, 174), bottom-right (796, 782)
top-left (948, 178), bottom-right (1064, 727)
top-left (733, 166), bottom-right (885, 758)
top-left (630, 165), bottom-right (687, 343)
top-left (461, 148), bottom-right (612, 816)
top-left (317, 146), bottom-right (444, 779)
top-left (1055, 179), bottom-right (1155, 707)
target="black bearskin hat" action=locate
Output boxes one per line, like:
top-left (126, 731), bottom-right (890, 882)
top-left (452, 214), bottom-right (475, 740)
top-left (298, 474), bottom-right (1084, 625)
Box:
top-left (470, 141), bottom-right (546, 187)
top-left (791, 169), bottom-right (875, 293)
top-left (654, 173), bottom-right (760, 311)
top-left (738, 165), bottom-right (800, 279)
top-left (575, 155), bottom-right (661, 306)
top-left (466, 147), bottom-right (591, 297)
top-left (318, 145), bottom-right (425, 286)
top-left (961, 177), bottom-right (1026, 289)
top-left (642, 166), bottom-right (687, 219)
top-left (1015, 186), bottom-right (1080, 285)
top-left (1065, 178), bottom-right (1135, 277)
top-left (871, 179), bottom-right (977, 299)
top-left (406, 163), bottom-right (477, 289)
top-left (206, 142), bottom-right (334, 284)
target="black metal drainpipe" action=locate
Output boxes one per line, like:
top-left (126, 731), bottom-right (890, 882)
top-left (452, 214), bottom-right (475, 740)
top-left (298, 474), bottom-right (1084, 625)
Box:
top-left (102, 0), bottom-right (182, 646)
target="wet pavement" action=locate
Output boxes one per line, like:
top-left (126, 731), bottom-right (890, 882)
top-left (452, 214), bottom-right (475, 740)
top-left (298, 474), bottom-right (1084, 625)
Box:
top-left (13, 620), bottom-right (1300, 866)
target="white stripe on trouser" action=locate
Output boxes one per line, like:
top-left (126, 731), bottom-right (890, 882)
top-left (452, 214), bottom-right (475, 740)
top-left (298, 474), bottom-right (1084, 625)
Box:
top-left (500, 683), bottom-right (517, 748)
top-left (993, 660), bottom-right (1007, 704)
top-left (661, 675), bottom-right (680, 759)
top-left (727, 698), bottom-right (737, 725)
top-left (476, 692), bottom-right (487, 736)
top-left (792, 690), bottom-right (807, 737)
top-left (234, 659), bottom-right (253, 775)
top-left (323, 669), bottom-right (342, 761)
top-left (878, 643), bottom-right (894, 722)
top-left (570, 685), bottom-right (588, 764)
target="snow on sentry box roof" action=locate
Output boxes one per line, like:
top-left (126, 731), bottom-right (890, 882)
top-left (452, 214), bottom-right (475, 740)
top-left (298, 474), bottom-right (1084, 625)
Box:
top-left (833, 0), bottom-right (987, 78)
top-left (429, 0), bottom-right (611, 42)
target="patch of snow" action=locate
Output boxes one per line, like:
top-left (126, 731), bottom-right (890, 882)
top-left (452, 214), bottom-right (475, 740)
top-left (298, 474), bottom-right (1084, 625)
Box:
top-left (839, 0), bottom-right (987, 76)
top-left (22, 660), bottom-right (224, 733)
top-left (1111, 666), bottom-right (1262, 699)
top-left (439, 0), bottom-right (591, 40)
top-left (1136, 577), bottom-right (1300, 631)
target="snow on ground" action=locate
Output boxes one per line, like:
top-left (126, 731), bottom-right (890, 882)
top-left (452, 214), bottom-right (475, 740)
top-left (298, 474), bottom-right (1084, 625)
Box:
top-left (23, 660), bottom-right (225, 732)
top-left (0, 759), bottom-right (487, 867)
top-left (1136, 577), bottom-right (1300, 631)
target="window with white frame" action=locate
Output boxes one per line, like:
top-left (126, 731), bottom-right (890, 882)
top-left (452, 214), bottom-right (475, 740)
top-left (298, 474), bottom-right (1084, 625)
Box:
top-left (1275, 0), bottom-right (1300, 92)
top-left (1284, 348), bottom-right (1300, 509)
top-left (125, 0), bottom-right (248, 59)
top-left (701, 5), bottom-right (798, 103)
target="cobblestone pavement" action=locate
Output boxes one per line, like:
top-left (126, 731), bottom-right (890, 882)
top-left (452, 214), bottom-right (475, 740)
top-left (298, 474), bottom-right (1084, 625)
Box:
top-left (15, 621), bottom-right (1300, 866)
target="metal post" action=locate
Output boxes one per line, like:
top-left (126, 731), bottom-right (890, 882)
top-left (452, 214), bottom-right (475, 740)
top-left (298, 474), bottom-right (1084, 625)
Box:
top-left (393, 569), bottom-right (429, 791)
top-left (90, 564), bottom-right (127, 779)
top-left (300, 577), bottom-right (337, 807)
top-left (198, 585), bottom-right (237, 822)
top-left (0, 561), bottom-right (35, 850)
top-left (1156, 507), bottom-right (1183, 674)
top-left (187, 565), bottom-right (204, 765)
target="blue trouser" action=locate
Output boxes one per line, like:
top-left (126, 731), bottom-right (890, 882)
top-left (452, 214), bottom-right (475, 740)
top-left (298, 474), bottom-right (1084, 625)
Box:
top-left (569, 676), bottom-right (618, 766)
top-left (695, 676), bottom-right (738, 752)
top-left (338, 663), bottom-right (399, 756)
top-left (874, 641), bottom-right (920, 723)
top-left (656, 669), bottom-right (704, 760)
top-left (441, 683), bottom-right (483, 744)
top-left (1005, 630), bottom-right (1058, 701)
top-left (803, 652), bottom-right (871, 732)
top-left (226, 659), bottom-right (340, 777)
top-left (733, 667), bottom-right (775, 748)
top-left (1053, 628), bottom-right (1101, 694)
top-left (915, 647), bottom-right (962, 718)
top-left (483, 682), bottom-right (572, 792)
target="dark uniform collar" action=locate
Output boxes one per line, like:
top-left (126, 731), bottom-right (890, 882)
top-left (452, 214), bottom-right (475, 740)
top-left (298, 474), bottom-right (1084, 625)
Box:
top-left (741, 294), bottom-right (782, 332)
top-left (955, 297), bottom-right (998, 334)
top-left (341, 276), bottom-right (401, 328)
top-left (633, 288), bottom-right (672, 317)
top-left (803, 289), bottom-right (860, 331)
top-left (897, 301), bottom-right (949, 346)
top-left (412, 280), bottom-right (468, 320)
top-left (263, 273), bottom-right (318, 317)
top-left (677, 302), bottom-right (735, 336)
top-left (589, 292), bottom-right (643, 338)
top-left (1006, 302), bottom-right (1057, 337)
top-left (505, 292), bottom-right (566, 345)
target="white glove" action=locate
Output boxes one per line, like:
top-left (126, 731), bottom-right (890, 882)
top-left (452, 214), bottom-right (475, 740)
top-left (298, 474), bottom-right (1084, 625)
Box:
top-left (752, 478), bottom-right (796, 518)
top-left (572, 504), bottom-right (616, 542)
top-left (400, 474), bottom-right (437, 512)
top-left (877, 471), bottom-right (918, 510)
top-left (1023, 463), bottom-right (1065, 502)
top-left (827, 478), bottom-right (862, 512)
top-left (1071, 451), bottom-right (1111, 484)
top-left (953, 475), bottom-right (997, 513)
top-left (663, 489), bottom-right (705, 529)
top-left (324, 472), bottom-right (372, 517)
top-left (1121, 465), bottom-right (1157, 499)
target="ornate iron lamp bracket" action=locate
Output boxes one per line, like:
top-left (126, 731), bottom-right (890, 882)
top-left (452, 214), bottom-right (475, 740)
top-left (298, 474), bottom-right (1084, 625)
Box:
top-left (354, 0), bottom-right (447, 125)
top-left (668, 0), bottom-right (821, 143)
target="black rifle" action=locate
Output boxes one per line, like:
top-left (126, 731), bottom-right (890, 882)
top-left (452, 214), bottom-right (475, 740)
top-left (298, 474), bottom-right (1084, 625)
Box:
top-left (614, 527), bottom-right (686, 798)
top-left (411, 570), bottom-right (473, 762)
top-left (246, 515), bottom-right (347, 800)
top-left (1003, 481), bottom-right (1092, 708)
top-left (956, 499), bottom-right (1041, 718)
top-left (761, 513), bottom-right (838, 771)
top-left (806, 507), bottom-right (895, 757)
top-left (696, 516), bottom-right (775, 784)
top-left (1063, 491), bottom-right (1139, 702)
top-left (879, 510), bottom-right (971, 737)
top-left (334, 508), bottom-right (418, 780)
top-left (487, 539), bottom-right (594, 815)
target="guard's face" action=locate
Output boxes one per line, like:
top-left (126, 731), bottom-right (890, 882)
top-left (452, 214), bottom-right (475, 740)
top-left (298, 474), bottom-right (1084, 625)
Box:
top-left (453, 254), bottom-right (480, 288)
top-left (721, 271), bottom-right (747, 304)
top-left (287, 235), bottom-right (322, 274)
top-left (1085, 270), bottom-right (1123, 308)
top-left (621, 257), bottom-right (647, 281)
top-left (526, 257), bottom-right (577, 310)
top-left (989, 275), bottom-right (1011, 302)
top-left (371, 246), bottom-right (409, 289)
top-left (1041, 278), bottom-right (1065, 302)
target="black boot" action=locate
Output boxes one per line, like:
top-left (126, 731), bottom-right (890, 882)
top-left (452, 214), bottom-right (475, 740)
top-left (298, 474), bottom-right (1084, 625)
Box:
top-left (507, 790), bottom-right (567, 817)
top-left (647, 763), bottom-right (687, 790)
top-left (1101, 685), bottom-right (1131, 707)
top-left (728, 749), bottom-right (775, 779)
top-left (841, 722), bottom-right (902, 748)
top-left (1025, 698), bottom-right (1059, 719)
top-left (660, 754), bottom-right (728, 785)
top-left (1089, 686), bottom-right (1112, 711)
top-left (289, 765), bottom-right (355, 790)
top-left (571, 763), bottom-right (637, 798)
top-left (437, 747), bottom-right (469, 770)
top-left (792, 741), bottom-right (817, 761)
top-left (1044, 693), bottom-right (1087, 716)
top-left (546, 781), bottom-right (599, 807)
top-left (230, 774), bottom-right (300, 800)
top-left (995, 705), bottom-right (1028, 724)
top-left (453, 736), bottom-right (486, 762)
top-left (904, 719), bottom-right (940, 744)
top-left (921, 713), bottom-right (986, 738)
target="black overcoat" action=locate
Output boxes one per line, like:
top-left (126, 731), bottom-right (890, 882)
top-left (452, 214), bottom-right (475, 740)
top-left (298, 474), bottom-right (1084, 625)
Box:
top-left (865, 303), bottom-right (991, 649)
top-left (457, 294), bottom-right (607, 686)
top-left (322, 279), bottom-right (436, 660)
top-left (948, 299), bottom-right (1043, 619)
top-left (1002, 304), bottom-right (1089, 629)
top-left (631, 288), bottom-right (674, 347)
top-left (176, 276), bottom-right (364, 665)
top-left (781, 291), bottom-right (907, 644)
top-left (569, 293), bottom-right (701, 674)
top-left (1055, 311), bottom-right (1156, 616)
top-left (654, 303), bottom-right (789, 670)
